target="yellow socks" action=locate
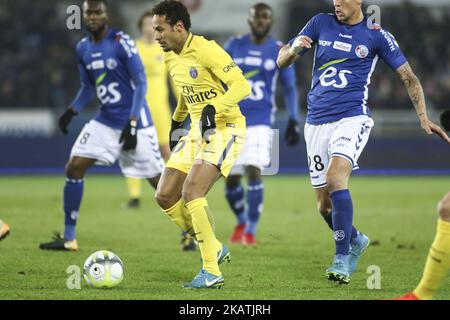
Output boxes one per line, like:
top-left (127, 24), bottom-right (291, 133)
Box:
top-left (163, 198), bottom-right (193, 235)
top-left (126, 177), bottom-right (142, 199)
top-left (186, 198), bottom-right (222, 276)
top-left (414, 219), bottom-right (450, 300)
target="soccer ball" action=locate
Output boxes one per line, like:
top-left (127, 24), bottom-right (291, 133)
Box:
top-left (83, 250), bottom-right (124, 288)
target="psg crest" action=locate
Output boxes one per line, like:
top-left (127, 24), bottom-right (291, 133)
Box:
top-left (189, 66), bottom-right (198, 79)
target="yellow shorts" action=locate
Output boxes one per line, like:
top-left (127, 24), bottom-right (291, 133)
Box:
top-left (148, 103), bottom-right (171, 146)
top-left (166, 117), bottom-right (246, 178)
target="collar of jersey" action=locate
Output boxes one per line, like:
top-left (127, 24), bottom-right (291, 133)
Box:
top-left (178, 32), bottom-right (194, 55)
top-left (89, 26), bottom-right (113, 45)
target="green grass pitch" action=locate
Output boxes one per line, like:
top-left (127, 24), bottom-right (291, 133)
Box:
top-left (0, 175), bottom-right (449, 300)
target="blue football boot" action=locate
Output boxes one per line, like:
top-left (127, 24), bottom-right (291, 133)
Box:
top-left (183, 269), bottom-right (224, 289)
top-left (326, 255), bottom-right (351, 284)
top-left (348, 233), bottom-right (370, 275)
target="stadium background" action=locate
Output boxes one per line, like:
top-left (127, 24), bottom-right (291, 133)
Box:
top-left (1, 0), bottom-right (449, 175)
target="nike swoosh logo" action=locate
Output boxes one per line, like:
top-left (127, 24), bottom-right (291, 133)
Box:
top-left (205, 277), bottom-right (223, 287)
top-left (206, 116), bottom-right (211, 127)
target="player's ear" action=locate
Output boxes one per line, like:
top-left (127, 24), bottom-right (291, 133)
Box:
top-left (174, 20), bottom-right (184, 33)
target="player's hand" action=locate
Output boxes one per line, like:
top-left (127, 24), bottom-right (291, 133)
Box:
top-left (288, 35), bottom-right (313, 56)
top-left (120, 119), bottom-right (138, 151)
top-left (285, 118), bottom-right (300, 146)
top-left (58, 108), bottom-right (77, 135)
top-left (169, 120), bottom-right (187, 151)
top-left (200, 104), bottom-right (216, 143)
top-left (420, 116), bottom-right (450, 144)
top-left (440, 110), bottom-right (450, 132)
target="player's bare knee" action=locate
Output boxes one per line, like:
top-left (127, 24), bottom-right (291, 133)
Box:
top-left (226, 175), bottom-right (241, 189)
top-left (182, 180), bottom-right (205, 203)
top-left (66, 161), bottom-right (85, 179)
top-left (438, 192), bottom-right (450, 221)
top-left (246, 166), bottom-right (261, 182)
top-left (155, 189), bottom-right (176, 210)
top-left (325, 173), bottom-right (347, 193)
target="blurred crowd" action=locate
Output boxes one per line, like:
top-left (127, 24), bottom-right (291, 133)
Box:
top-left (0, 0), bottom-right (448, 112)
top-left (0, 0), bottom-right (123, 110)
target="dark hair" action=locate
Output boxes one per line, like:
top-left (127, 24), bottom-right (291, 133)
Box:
top-left (137, 10), bottom-right (153, 31)
top-left (251, 2), bottom-right (272, 13)
top-left (84, 0), bottom-right (108, 7)
top-left (151, 0), bottom-right (191, 31)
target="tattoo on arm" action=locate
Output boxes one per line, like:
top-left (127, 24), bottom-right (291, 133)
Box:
top-left (396, 62), bottom-right (426, 118)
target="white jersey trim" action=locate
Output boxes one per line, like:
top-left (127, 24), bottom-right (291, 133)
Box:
top-left (362, 55), bottom-right (379, 114)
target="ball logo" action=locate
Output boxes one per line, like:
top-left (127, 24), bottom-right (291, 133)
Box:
top-left (334, 230), bottom-right (345, 241)
top-left (106, 58), bottom-right (118, 70)
top-left (189, 67), bottom-right (198, 79)
top-left (355, 45), bottom-right (369, 59)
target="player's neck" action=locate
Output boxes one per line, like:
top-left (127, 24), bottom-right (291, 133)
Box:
top-left (90, 25), bottom-right (109, 43)
top-left (251, 34), bottom-right (268, 45)
top-left (342, 10), bottom-right (364, 26)
top-left (174, 32), bottom-right (190, 55)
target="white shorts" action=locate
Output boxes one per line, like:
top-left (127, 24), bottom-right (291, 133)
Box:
top-left (70, 120), bottom-right (164, 178)
top-left (304, 115), bottom-right (374, 188)
top-left (229, 125), bottom-right (273, 175)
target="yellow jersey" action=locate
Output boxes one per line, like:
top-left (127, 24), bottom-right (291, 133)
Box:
top-left (164, 33), bottom-right (250, 124)
top-left (136, 39), bottom-right (172, 145)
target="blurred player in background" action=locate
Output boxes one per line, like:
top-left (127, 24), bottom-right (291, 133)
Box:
top-left (152, 0), bottom-right (250, 288)
top-left (39, 0), bottom-right (164, 251)
top-left (396, 112), bottom-right (450, 300)
top-left (224, 3), bottom-right (300, 246)
top-left (277, 0), bottom-right (450, 284)
top-left (0, 219), bottom-right (10, 241)
top-left (123, 11), bottom-right (172, 209)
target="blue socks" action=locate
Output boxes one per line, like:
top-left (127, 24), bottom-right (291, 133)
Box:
top-left (225, 185), bottom-right (246, 226)
top-left (64, 178), bottom-right (84, 241)
top-left (330, 189), bottom-right (353, 256)
top-left (323, 211), bottom-right (359, 245)
top-left (225, 181), bottom-right (264, 235)
top-left (246, 181), bottom-right (264, 235)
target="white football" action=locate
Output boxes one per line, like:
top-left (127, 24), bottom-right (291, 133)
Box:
top-left (83, 250), bottom-right (124, 288)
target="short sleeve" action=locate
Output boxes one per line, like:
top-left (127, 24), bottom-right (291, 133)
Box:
top-left (375, 28), bottom-right (407, 70)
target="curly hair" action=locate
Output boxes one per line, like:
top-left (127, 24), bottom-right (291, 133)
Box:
top-left (151, 0), bottom-right (191, 31)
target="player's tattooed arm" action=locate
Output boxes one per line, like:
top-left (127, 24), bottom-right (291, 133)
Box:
top-left (277, 36), bottom-right (313, 68)
top-left (277, 44), bottom-right (298, 68)
top-left (396, 62), bottom-right (450, 143)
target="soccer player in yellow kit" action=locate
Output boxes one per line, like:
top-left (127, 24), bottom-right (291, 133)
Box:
top-left (124, 11), bottom-right (173, 209)
top-left (152, 0), bottom-right (250, 289)
top-left (396, 112), bottom-right (450, 300)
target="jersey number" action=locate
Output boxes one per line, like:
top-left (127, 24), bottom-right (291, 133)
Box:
top-left (247, 80), bottom-right (265, 101)
top-left (97, 82), bottom-right (121, 104)
top-left (319, 66), bottom-right (352, 89)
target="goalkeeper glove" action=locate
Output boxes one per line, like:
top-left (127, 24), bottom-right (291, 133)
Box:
top-left (120, 119), bottom-right (138, 151)
top-left (59, 108), bottom-right (77, 135)
top-left (169, 120), bottom-right (187, 151)
top-left (285, 118), bottom-right (300, 146)
top-left (440, 110), bottom-right (450, 132)
top-left (200, 104), bottom-right (216, 142)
